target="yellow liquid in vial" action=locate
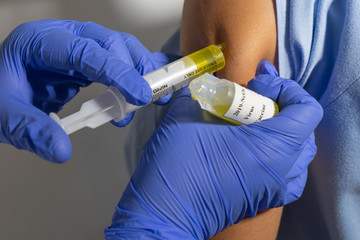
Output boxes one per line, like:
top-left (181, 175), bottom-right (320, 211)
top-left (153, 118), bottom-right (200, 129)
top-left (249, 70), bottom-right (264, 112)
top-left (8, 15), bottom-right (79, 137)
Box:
top-left (213, 104), bottom-right (231, 115)
top-left (212, 104), bottom-right (242, 125)
top-left (211, 88), bottom-right (241, 125)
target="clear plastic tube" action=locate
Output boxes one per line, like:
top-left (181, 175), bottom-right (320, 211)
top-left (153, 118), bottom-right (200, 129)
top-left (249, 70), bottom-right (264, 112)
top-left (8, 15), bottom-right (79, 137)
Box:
top-left (189, 73), bottom-right (279, 125)
top-left (50, 44), bottom-right (225, 135)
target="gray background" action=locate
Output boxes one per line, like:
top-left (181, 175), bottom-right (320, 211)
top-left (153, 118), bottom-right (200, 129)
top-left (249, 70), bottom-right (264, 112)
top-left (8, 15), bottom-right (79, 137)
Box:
top-left (0, 0), bottom-right (183, 239)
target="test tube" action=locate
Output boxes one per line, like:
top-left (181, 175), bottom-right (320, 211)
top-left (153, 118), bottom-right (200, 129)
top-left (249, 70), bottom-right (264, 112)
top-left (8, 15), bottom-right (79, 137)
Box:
top-left (50, 44), bottom-right (225, 135)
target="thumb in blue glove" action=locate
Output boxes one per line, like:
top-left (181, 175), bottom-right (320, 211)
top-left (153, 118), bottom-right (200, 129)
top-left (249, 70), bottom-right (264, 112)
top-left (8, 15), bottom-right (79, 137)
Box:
top-left (0, 19), bottom-right (175, 162)
top-left (105, 61), bottom-right (323, 239)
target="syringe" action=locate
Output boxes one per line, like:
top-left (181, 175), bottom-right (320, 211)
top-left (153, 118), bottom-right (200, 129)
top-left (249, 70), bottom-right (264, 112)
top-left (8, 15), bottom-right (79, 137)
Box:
top-left (50, 44), bottom-right (225, 135)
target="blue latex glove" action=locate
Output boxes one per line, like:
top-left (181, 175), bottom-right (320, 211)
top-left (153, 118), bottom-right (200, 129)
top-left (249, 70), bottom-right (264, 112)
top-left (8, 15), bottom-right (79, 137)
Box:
top-left (105, 61), bottom-right (323, 239)
top-left (0, 19), bottom-right (174, 163)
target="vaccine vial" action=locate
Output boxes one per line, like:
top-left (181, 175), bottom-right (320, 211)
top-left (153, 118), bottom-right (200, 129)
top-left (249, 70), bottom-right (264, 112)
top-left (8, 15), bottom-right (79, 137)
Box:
top-left (189, 73), bottom-right (279, 125)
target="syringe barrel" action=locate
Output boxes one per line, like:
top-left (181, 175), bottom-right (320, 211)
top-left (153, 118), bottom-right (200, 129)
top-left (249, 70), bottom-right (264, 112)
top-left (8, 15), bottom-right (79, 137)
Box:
top-left (50, 44), bottom-right (225, 134)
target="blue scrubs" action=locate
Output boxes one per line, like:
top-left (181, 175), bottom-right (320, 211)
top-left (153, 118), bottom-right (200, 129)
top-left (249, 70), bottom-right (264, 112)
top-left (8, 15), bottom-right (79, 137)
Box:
top-left (124, 1), bottom-right (360, 239)
top-left (276, 0), bottom-right (360, 239)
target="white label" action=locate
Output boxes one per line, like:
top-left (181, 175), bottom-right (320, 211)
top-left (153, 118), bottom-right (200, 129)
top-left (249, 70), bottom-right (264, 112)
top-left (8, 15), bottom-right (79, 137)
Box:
top-left (143, 57), bottom-right (198, 102)
top-left (224, 83), bottom-right (275, 124)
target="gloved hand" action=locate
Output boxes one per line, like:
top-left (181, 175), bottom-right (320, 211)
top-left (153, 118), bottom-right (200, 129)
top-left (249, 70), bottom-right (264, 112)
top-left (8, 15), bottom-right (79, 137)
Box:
top-left (105, 61), bottom-right (324, 239)
top-left (0, 19), bottom-right (174, 163)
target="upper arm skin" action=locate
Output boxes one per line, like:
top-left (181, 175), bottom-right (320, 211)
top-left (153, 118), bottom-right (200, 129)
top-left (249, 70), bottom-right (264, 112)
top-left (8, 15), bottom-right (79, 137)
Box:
top-left (181, 0), bottom-right (278, 86)
top-left (180, 0), bottom-right (283, 239)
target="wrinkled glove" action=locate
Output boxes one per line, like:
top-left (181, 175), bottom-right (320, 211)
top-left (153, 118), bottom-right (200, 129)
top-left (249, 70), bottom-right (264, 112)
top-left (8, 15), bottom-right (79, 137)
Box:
top-left (0, 19), bottom-right (173, 163)
top-left (105, 61), bottom-right (323, 239)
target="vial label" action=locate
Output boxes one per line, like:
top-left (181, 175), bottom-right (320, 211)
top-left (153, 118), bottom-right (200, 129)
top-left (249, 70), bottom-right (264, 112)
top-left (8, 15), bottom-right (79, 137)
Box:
top-left (224, 83), bottom-right (275, 124)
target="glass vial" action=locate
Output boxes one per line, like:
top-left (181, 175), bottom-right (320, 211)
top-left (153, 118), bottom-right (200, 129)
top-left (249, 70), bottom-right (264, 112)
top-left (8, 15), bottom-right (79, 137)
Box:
top-left (189, 73), bottom-right (278, 125)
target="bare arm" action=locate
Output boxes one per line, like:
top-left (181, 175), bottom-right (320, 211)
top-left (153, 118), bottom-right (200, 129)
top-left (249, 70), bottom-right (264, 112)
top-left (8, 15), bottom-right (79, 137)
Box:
top-left (181, 0), bottom-right (278, 86)
top-left (181, 0), bottom-right (282, 239)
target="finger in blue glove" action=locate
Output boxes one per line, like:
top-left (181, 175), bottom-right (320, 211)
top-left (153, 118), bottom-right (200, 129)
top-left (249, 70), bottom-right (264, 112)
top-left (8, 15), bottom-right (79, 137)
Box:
top-left (0, 19), bottom-right (172, 162)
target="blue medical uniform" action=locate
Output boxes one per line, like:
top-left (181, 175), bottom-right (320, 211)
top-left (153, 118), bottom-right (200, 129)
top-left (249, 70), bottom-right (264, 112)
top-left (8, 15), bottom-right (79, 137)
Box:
top-left (277, 1), bottom-right (360, 239)
top-left (124, 1), bottom-right (360, 239)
